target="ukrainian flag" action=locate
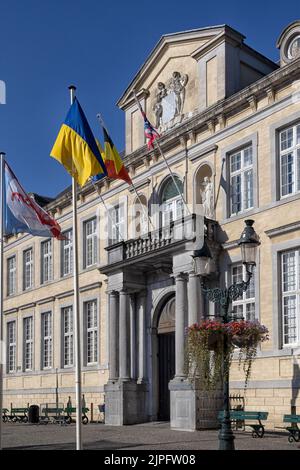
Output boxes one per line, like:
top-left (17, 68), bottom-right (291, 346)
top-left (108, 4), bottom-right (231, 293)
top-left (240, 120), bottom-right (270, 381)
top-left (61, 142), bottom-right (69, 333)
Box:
top-left (94, 126), bottom-right (131, 185)
top-left (51, 98), bottom-right (107, 186)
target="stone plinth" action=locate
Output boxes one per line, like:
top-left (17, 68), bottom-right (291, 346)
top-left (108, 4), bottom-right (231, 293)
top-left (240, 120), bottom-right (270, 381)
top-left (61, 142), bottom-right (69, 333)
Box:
top-left (170, 379), bottom-right (222, 431)
top-left (104, 380), bottom-right (148, 426)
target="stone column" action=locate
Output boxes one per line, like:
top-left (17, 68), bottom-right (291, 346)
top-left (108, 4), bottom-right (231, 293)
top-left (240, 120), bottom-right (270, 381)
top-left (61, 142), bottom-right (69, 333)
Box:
top-left (188, 272), bottom-right (206, 325)
top-left (129, 294), bottom-right (137, 380)
top-left (175, 273), bottom-right (188, 378)
top-left (119, 289), bottom-right (130, 380)
top-left (137, 290), bottom-right (147, 383)
top-left (188, 272), bottom-right (199, 326)
top-left (109, 291), bottom-right (119, 381)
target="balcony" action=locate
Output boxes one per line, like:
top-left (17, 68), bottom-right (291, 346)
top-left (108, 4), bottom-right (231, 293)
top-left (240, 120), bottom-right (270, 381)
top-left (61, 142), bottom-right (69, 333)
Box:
top-left (100, 214), bottom-right (212, 274)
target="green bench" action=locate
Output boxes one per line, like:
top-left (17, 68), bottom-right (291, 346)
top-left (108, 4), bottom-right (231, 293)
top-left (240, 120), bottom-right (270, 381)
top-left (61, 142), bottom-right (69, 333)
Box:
top-left (40, 407), bottom-right (67, 425)
top-left (283, 415), bottom-right (300, 443)
top-left (218, 411), bottom-right (268, 438)
top-left (10, 407), bottom-right (29, 423)
top-left (64, 407), bottom-right (89, 425)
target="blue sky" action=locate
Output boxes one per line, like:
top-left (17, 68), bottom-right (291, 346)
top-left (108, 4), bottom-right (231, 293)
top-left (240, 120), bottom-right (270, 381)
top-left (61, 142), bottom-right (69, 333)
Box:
top-left (0, 0), bottom-right (297, 197)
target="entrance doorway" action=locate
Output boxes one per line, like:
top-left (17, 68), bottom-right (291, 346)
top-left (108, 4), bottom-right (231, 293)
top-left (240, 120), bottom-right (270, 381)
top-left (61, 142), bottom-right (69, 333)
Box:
top-left (157, 296), bottom-right (175, 421)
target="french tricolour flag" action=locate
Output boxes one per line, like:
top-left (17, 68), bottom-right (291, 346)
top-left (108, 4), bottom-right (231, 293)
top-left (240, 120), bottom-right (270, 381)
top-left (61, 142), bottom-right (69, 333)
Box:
top-left (4, 162), bottom-right (64, 240)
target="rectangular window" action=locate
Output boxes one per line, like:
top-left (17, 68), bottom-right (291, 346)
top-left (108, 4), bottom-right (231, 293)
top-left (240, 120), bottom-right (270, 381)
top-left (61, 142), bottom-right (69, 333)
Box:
top-left (41, 240), bottom-right (52, 284)
top-left (23, 248), bottom-right (33, 290)
top-left (108, 205), bottom-right (124, 245)
top-left (231, 264), bottom-right (256, 321)
top-left (61, 230), bottom-right (73, 277)
top-left (7, 256), bottom-right (16, 296)
top-left (42, 312), bottom-right (52, 369)
top-left (84, 218), bottom-right (97, 267)
top-left (281, 250), bottom-right (300, 346)
top-left (85, 300), bottom-right (98, 365)
top-left (23, 317), bottom-right (33, 371)
top-left (63, 306), bottom-right (74, 367)
top-left (229, 145), bottom-right (253, 216)
top-left (279, 123), bottom-right (300, 198)
top-left (7, 321), bottom-right (16, 373)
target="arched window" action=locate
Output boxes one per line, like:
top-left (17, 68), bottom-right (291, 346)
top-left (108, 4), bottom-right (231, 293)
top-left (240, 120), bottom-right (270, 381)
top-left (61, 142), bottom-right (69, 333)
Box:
top-left (161, 176), bottom-right (184, 226)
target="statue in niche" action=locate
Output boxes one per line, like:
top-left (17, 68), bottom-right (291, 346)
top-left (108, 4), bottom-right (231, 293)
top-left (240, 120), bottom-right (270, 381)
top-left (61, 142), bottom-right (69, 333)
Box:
top-left (167, 71), bottom-right (189, 116)
top-left (201, 176), bottom-right (214, 219)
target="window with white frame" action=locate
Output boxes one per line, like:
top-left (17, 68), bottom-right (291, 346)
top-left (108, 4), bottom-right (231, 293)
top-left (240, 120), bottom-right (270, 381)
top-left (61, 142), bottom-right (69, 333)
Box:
top-left (84, 218), bottom-right (97, 267)
top-left (42, 312), bottom-right (52, 369)
top-left (281, 249), bottom-right (300, 346)
top-left (161, 177), bottom-right (184, 226)
top-left (84, 300), bottom-right (98, 365)
top-left (41, 240), bottom-right (52, 283)
top-left (231, 264), bottom-right (256, 321)
top-left (23, 316), bottom-right (33, 371)
top-left (7, 321), bottom-right (16, 373)
top-left (63, 306), bottom-right (73, 367)
top-left (108, 204), bottom-right (124, 245)
top-left (7, 256), bottom-right (16, 296)
top-left (229, 145), bottom-right (253, 216)
top-left (279, 123), bottom-right (300, 197)
top-left (61, 230), bottom-right (73, 276)
top-left (23, 248), bottom-right (33, 290)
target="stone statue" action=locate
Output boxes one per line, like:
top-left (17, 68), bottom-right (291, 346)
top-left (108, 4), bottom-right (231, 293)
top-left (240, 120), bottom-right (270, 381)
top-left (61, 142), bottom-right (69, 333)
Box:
top-left (153, 82), bottom-right (167, 128)
top-left (168, 71), bottom-right (188, 116)
top-left (201, 176), bottom-right (214, 219)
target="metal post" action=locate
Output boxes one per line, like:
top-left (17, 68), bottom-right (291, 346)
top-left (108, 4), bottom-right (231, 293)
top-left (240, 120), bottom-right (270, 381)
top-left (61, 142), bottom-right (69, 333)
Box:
top-left (69, 85), bottom-right (82, 450)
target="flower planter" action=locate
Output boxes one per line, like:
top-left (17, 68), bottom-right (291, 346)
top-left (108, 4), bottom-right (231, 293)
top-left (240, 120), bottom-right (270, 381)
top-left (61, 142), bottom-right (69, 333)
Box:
top-left (231, 335), bottom-right (256, 348)
top-left (207, 331), bottom-right (224, 350)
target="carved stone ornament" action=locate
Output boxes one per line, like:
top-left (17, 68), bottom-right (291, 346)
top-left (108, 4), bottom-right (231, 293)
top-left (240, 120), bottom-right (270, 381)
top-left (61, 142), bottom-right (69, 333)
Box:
top-left (152, 71), bottom-right (188, 132)
top-left (201, 176), bottom-right (214, 220)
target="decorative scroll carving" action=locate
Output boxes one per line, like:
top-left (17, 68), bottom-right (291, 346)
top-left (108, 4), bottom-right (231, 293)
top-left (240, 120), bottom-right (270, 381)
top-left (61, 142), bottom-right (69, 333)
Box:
top-left (152, 71), bottom-right (189, 132)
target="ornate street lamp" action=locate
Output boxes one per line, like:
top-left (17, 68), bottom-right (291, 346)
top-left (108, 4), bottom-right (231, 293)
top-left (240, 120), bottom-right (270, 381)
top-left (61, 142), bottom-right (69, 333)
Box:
top-left (192, 219), bottom-right (260, 450)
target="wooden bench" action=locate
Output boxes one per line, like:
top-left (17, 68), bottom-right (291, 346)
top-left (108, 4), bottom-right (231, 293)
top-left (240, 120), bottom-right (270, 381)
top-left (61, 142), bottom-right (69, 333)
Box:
top-left (64, 407), bottom-right (89, 425)
top-left (283, 414), bottom-right (300, 443)
top-left (218, 411), bottom-right (268, 438)
top-left (40, 407), bottom-right (67, 425)
top-left (10, 407), bottom-right (29, 423)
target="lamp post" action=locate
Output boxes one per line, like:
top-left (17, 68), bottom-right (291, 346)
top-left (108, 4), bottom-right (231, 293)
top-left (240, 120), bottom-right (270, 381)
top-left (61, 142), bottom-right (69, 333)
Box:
top-left (192, 219), bottom-right (260, 450)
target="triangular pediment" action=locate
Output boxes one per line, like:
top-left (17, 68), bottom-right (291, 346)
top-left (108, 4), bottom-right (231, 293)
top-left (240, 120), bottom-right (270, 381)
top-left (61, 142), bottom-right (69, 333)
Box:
top-left (117, 25), bottom-right (244, 110)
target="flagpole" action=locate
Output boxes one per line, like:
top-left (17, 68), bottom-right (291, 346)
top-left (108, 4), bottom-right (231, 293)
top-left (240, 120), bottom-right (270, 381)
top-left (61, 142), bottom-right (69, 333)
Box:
top-left (69, 85), bottom-right (82, 451)
top-left (132, 90), bottom-right (190, 217)
top-left (96, 113), bottom-right (155, 231)
top-left (0, 152), bottom-right (5, 450)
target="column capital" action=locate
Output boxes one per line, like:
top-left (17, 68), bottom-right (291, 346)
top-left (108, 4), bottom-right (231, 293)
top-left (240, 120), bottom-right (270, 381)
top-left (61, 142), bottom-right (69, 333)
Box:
top-left (173, 272), bottom-right (188, 282)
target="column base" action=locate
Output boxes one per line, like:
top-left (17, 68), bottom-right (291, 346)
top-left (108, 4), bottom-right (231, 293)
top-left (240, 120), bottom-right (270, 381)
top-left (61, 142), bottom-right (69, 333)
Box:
top-left (104, 380), bottom-right (148, 425)
top-left (169, 378), bottom-right (222, 431)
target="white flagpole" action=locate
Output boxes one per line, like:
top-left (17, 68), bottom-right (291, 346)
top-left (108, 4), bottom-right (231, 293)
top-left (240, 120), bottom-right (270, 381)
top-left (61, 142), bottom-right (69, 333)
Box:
top-left (133, 90), bottom-right (191, 216)
top-left (0, 152), bottom-right (5, 450)
top-left (96, 113), bottom-right (155, 231)
top-left (69, 85), bottom-right (82, 451)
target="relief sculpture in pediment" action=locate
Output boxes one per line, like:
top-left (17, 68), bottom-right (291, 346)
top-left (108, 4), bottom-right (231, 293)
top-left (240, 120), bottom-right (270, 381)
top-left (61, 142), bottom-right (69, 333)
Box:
top-left (152, 71), bottom-right (188, 132)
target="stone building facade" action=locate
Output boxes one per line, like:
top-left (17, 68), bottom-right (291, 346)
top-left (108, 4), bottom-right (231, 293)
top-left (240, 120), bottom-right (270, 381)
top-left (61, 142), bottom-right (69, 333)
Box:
top-left (3, 21), bottom-right (300, 429)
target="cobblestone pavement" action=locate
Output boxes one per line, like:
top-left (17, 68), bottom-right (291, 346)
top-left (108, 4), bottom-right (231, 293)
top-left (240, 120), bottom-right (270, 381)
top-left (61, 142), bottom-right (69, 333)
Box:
top-left (2, 422), bottom-right (300, 450)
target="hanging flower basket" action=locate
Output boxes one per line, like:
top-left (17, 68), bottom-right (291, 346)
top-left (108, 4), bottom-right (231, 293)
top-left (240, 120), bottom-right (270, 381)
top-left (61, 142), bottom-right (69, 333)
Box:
top-left (226, 320), bottom-right (269, 389)
top-left (186, 319), bottom-right (269, 391)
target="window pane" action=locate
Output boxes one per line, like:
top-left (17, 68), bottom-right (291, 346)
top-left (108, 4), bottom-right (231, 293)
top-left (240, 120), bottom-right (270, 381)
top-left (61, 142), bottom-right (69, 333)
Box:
top-left (283, 295), bottom-right (297, 344)
top-left (230, 152), bottom-right (241, 173)
top-left (297, 125), bottom-right (300, 146)
top-left (281, 153), bottom-right (294, 196)
top-left (280, 128), bottom-right (293, 151)
top-left (161, 177), bottom-right (183, 202)
top-left (282, 251), bottom-right (296, 291)
top-left (246, 303), bottom-right (255, 321)
top-left (243, 146), bottom-right (253, 167)
top-left (244, 169), bottom-right (253, 210)
top-left (230, 174), bottom-right (241, 214)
